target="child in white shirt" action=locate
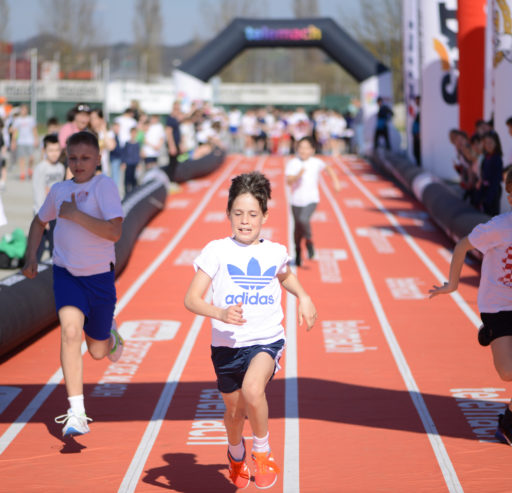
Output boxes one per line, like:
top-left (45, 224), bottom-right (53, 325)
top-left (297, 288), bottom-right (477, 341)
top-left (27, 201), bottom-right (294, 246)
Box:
top-left (185, 171), bottom-right (316, 489)
top-left (430, 169), bottom-right (512, 445)
top-left (23, 131), bottom-right (124, 437)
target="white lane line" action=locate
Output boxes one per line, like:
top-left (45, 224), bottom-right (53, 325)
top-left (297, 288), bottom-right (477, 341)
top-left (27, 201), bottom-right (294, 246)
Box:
top-left (283, 184), bottom-right (300, 493)
top-left (118, 296), bottom-right (210, 493)
top-left (320, 177), bottom-right (463, 493)
top-left (0, 157), bottom-right (242, 457)
top-left (335, 158), bottom-right (481, 328)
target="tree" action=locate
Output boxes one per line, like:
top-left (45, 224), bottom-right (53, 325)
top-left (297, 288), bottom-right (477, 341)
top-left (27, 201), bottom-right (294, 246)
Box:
top-left (38, 0), bottom-right (100, 76)
top-left (133, 0), bottom-right (163, 81)
top-left (341, 0), bottom-right (403, 102)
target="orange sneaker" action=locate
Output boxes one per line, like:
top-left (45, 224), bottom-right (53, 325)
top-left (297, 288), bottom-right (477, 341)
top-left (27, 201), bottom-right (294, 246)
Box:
top-left (251, 450), bottom-right (280, 489)
top-left (228, 445), bottom-right (250, 489)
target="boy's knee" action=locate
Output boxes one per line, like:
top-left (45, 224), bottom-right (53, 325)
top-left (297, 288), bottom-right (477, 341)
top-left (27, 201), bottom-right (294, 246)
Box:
top-left (61, 324), bottom-right (82, 344)
top-left (496, 366), bottom-right (512, 382)
top-left (242, 381), bottom-right (264, 405)
top-left (88, 346), bottom-right (108, 360)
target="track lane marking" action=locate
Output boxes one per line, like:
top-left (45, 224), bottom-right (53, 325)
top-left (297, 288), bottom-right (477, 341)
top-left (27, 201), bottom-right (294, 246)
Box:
top-left (334, 157), bottom-right (481, 328)
top-left (320, 175), bottom-right (463, 493)
top-left (0, 157), bottom-right (243, 456)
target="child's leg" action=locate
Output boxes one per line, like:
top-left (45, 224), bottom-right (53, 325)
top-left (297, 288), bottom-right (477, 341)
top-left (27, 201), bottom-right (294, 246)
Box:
top-left (491, 336), bottom-right (512, 410)
top-left (58, 306), bottom-right (85, 397)
top-left (221, 389), bottom-right (247, 447)
top-left (85, 334), bottom-right (112, 360)
top-left (241, 352), bottom-right (275, 438)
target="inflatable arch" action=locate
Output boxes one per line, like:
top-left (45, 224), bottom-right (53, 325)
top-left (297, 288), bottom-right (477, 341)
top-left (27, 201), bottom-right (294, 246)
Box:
top-left (174, 17), bottom-right (393, 152)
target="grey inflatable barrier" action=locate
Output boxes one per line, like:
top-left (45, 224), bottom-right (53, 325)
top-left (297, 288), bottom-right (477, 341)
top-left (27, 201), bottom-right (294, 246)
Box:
top-left (0, 176), bottom-right (167, 358)
top-left (172, 148), bottom-right (226, 184)
top-left (371, 149), bottom-right (491, 246)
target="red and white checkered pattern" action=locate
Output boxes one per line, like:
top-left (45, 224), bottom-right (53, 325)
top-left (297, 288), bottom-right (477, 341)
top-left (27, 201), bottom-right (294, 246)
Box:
top-left (498, 246), bottom-right (512, 287)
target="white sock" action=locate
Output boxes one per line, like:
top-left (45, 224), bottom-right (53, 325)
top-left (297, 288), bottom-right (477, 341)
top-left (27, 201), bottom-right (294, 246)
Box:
top-left (68, 394), bottom-right (85, 416)
top-left (228, 440), bottom-right (245, 461)
top-left (252, 432), bottom-right (270, 453)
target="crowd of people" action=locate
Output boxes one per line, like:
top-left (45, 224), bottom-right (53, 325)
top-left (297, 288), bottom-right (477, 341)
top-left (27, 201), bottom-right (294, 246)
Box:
top-left (450, 117), bottom-right (512, 216)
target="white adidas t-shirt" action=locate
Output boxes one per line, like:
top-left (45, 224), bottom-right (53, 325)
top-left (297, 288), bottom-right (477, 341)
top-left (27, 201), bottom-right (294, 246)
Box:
top-left (468, 212), bottom-right (512, 313)
top-left (285, 156), bottom-right (325, 207)
top-left (194, 237), bottom-right (290, 348)
top-left (38, 174), bottom-right (124, 276)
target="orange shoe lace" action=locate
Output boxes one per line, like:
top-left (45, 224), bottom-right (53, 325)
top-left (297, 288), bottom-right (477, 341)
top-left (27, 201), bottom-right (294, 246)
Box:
top-left (229, 457), bottom-right (250, 483)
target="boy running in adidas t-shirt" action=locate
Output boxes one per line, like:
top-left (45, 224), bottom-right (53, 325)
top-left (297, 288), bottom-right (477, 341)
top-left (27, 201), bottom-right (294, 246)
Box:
top-left (430, 169), bottom-right (512, 445)
top-left (185, 171), bottom-right (316, 489)
top-left (23, 131), bottom-right (124, 437)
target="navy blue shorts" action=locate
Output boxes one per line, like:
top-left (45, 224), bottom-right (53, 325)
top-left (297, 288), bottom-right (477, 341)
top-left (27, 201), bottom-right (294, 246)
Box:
top-left (53, 265), bottom-right (116, 341)
top-left (211, 339), bottom-right (285, 394)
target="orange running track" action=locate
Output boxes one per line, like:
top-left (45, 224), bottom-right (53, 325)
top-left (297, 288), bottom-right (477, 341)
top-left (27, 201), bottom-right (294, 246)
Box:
top-left (0, 154), bottom-right (510, 493)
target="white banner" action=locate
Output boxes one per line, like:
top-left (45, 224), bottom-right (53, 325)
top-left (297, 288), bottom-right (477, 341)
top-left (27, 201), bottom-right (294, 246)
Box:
top-left (217, 83), bottom-right (321, 105)
top-left (107, 81), bottom-right (176, 114)
top-left (491, 0), bottom-right (512, 168)
top-left (402, 0), bottom-right (421, 162)
top-left (419, 0), bottom-right (459, 180)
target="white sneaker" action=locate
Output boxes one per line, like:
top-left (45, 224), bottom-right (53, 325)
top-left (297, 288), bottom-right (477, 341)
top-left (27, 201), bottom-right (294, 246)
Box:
top-left (108, 320), bottom-right (124, 362)
top-left (55, 409), bottom-right (92, 436)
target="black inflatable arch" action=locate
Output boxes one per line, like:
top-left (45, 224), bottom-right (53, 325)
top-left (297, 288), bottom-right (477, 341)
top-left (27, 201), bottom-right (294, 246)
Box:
top-left (180, 17), bottom-right (389, 83)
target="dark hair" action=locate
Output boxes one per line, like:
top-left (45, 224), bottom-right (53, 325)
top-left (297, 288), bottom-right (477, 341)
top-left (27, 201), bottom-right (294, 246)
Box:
top-left (46, 116), bottom-right (59, 127)
top-left (483, 131), bottom-right (503, 157)
top-left (43, 133), bottom-right (59, 148)
top-left (75, 102), bottom-right (91, 114)
top-left (91, 107), bottom-right (104, 118)
top-left (506, 116), bottom-right (512, 126)
top-left (227, 172), bottom-right (271, 214)
top-left (297, 136), bottom-right (315, 148)
top-left (66, 131), bottom-right (99, 153)
top-left (469, 133), bottom-right (481, 144)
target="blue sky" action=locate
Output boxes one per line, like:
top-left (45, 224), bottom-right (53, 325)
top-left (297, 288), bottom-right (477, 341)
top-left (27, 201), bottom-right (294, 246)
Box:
top-left (6, 0), bottom-right (361, 44)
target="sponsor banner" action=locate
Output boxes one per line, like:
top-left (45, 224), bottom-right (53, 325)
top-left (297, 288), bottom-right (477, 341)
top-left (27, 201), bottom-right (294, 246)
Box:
top-left (419, 0), bottom-right (459, 180)
top-left (402, 0), bottom-right (421, 161)
top-left (492, 0), bottom-right (512, 168)
top-left (217, 83), bottom-right (321, 105)
top-left (107, 80), bottom-right (176, 114)
top-left (0, 80), bottom-right (103, 101)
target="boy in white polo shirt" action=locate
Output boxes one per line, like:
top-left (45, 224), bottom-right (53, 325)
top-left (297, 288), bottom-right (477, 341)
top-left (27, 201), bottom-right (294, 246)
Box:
top-left (23, 131), bottom-right (124, 437)
top-left (430, 169), bottom-right (512, 445)
top-left (185, 171), bottom-right (317, 489)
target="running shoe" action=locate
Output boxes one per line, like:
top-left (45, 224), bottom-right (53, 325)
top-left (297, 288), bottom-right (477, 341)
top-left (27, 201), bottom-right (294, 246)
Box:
top-left (478, 324), bottom-right (492, 347)
top-left (108, 320), bottom-right (124, 362)
top-left (227, 439), bottom-right (250, 489)
top-left (55, 409), bottom-right (92, 436)
top-left (495, 411), bottom-right (512, 445)
top-left (251, 450), bottom-right (280, 489)
top-left (306, 240), bottom-right (315, 260)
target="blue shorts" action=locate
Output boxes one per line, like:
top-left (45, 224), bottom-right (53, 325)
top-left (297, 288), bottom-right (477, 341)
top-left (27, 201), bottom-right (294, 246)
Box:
top-left (53, 265), bottom-right (116, 341)
top-left (211, 339), bottom-right (285, 394)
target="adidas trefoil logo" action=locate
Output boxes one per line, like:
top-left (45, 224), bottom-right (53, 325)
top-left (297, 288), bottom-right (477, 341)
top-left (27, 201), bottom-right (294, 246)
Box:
top-left (227, 257), bottom-right (276, 290)
top-left (225, 258), bottom-right (277, 306)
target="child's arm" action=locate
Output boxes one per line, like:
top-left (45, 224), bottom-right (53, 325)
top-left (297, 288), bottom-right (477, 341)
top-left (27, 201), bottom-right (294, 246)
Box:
top-left (58, 193), bottom-right (122, 242)
top-left (325, 163), bottom-right (341, 192)
top-left (286, 167), bottom-right (305, 186)
top-left (22, 215), bottom-right (47, 278)
top-left (278, 267), bottom-right (317, 330)
top-left (184, 268), bottom-right (247, 325)
top-left (429, 236), bottom-right (474, 298)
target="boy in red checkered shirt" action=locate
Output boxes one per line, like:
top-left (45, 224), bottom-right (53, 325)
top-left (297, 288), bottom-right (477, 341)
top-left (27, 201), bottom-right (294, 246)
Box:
top-left (429, 169), bottom-right (512, 445)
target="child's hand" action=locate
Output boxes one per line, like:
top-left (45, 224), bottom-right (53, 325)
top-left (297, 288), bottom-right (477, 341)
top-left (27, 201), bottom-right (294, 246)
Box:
top-left (428, 281), bottom-right (457, 298)
top-left (58, 193), bottom-right (78, 220)
top-left (221, 302), bottom-right (247, 325)
top-left (298, 295), bottom-right (317, 331)
top-left (22, 259), bottom-right (38, 279)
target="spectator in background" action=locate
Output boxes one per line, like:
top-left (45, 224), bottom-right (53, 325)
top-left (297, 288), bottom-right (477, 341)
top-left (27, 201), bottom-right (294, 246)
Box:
top-left (115, 108), bottom-right (137, 148)
top-left (122, 127), bottom-right (141, 196)
top-left (11, 104), bottom-right (38, 180)
top-left (227, 106), bottom-right (242, 152)
top-left (58, 103), bottom-right (91, 151)
top-left (165, 101), bottom-right (183, 190)
top-left (505, 117), bottom-right (512, 171)
top-left (373, 97), bottom-right (393, 150)
top-left (32, 134), bottom-right (65, 261)
top-left (143, 114), bottom-right (165, 170)
top-left (351, 99), bottom-right (364, 155)
top-left (241, 108), bottom-right (258, 157)
top-left (412, 96), bottom-right (421, 166)
top-left (46, 117), bottom-right (60, 137)
top-left (89, 108), bottom-right (109, 175)
top-left (479, 131), bottom-right (504, 216)
top-left (107, 121), bottom-right (123, 188)
top-left (0, 118), bottom-right (6, 190)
